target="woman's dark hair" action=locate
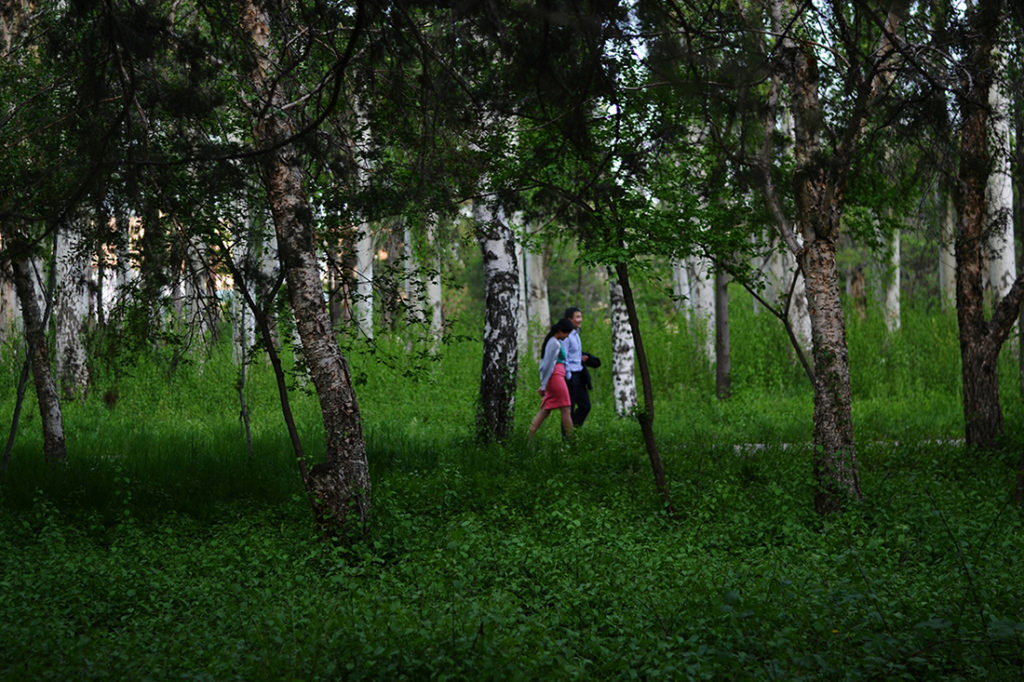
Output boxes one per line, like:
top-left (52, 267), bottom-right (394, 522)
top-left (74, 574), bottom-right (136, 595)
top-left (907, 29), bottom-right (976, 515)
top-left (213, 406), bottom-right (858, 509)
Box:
top-left (540, 318), bottom-right (575, 359)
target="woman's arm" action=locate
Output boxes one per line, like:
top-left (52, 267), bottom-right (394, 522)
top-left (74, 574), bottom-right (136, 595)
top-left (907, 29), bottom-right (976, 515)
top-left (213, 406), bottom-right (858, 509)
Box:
top-left (538, 337), bottom-right (559, 391)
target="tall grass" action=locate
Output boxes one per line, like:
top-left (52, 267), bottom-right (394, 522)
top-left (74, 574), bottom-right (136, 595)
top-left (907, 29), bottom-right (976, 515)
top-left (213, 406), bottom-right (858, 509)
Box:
top-left (1, 293), bottom-right (1023, 679)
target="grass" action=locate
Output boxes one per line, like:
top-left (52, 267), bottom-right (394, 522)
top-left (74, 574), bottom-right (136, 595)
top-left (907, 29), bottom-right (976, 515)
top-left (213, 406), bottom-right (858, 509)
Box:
top-left (1, 293), bottom-right (1023, 680)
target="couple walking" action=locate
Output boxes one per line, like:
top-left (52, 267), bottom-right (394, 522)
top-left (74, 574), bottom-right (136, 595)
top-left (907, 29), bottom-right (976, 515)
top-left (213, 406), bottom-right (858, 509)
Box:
top-left (528, 307), bottom-right (596, 440)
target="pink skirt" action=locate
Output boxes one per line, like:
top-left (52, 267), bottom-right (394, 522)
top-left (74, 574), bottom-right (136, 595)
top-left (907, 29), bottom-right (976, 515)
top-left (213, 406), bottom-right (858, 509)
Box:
top-left (541, 364), bottom-right (571, 410)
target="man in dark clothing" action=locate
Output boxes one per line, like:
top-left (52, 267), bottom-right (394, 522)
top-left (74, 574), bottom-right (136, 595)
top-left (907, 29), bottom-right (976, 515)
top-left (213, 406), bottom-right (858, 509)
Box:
top-left (562, 306), bottom-right (591, 427)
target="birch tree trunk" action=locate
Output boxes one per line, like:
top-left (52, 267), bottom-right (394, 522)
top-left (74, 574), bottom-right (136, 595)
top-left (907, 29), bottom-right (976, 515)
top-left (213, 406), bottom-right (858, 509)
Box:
top-left (524, 226), bottom-right (551, 357)
top-left (54, 223), bottom-right (91, 399)
top-left (882, 228), bottom-right (901, 332)
top-left (670, 258), bottom-right (690, 318)
top-left (10, 249), bottom-right (66, 463)
top-left (609, 268), bottom-right (637, 416)
top-left (515, 235), bottom-right (528, 354)
top-left (986, 74), bottom-right (1016, 301)
top-left (353, 222), bottom-right (374, 339)
top-left (687, 255), bottom-right (714, 359)
top-left (0, 263), bottom-right (19, 342)
top-left (473, 200), bottom-right (519, 443)
top-left (240, 0), bottom-right (370, 538)
top-left (423, 218), bottom-right (444, 346)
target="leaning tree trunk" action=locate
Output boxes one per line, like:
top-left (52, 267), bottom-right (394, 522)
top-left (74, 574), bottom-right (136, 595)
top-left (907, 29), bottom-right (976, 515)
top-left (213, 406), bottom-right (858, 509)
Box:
top-left (10, 250), bottom-right (66, 463)
top-left (240, 0), bottom-right (370, 539)
top-left (473, 200), bottom-right (519, 443)
top-left (615, 263), bottom-right (675, 515)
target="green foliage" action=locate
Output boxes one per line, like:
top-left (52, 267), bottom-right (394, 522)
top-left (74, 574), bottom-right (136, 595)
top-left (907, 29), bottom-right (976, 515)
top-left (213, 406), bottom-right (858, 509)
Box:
top-left (2, 304), bottom-right (1024, 680)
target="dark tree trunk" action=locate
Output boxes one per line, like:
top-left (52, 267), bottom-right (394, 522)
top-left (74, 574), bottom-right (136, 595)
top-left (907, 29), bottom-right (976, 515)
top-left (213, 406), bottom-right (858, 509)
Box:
top-left (10, 252), bottom-right (66, 463)
top-left (798, 236), bottom-right (862, 513)
top-left (781, 9), bottom-right (863, 513)
top-left (615, 263), bottom-right (676, 516)
top-left (951, 1), bottom-right (1024, 449)
top-left (241, 0), bottom-right (370, 540)
top-left (714, 270), bottom-right (731, 400)
top-left (474, 202), bottom-right (519, 443)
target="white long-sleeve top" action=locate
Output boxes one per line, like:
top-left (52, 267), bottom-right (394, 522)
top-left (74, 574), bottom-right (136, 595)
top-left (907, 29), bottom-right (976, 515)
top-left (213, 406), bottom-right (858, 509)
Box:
top-left (538, 336), bottom-right (565, 391)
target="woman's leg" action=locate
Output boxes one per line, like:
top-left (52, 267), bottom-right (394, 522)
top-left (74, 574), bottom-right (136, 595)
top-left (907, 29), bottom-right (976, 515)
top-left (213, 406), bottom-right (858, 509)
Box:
top-left (559, 406), bottom-right (573, 435)
top-left (528, 408), bottom-right (550, 438)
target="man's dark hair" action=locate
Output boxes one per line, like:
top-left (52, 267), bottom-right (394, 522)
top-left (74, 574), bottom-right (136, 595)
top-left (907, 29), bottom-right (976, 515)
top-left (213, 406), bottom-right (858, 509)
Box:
top-left (563, 306), bottom-right (581, 319)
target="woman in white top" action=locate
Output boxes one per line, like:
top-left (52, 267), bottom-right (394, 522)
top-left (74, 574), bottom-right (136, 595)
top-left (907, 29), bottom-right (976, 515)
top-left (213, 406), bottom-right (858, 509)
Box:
top-left (528, 318), bottom-right (575, 439)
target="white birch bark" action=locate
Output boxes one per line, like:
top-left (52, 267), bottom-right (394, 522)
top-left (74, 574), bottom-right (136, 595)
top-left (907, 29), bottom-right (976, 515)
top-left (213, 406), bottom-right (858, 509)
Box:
top-left (403, 222), bottom-right (425, 325)
top-left (241, 0), bottom-right (371, 537)
top-left (609, 268), bottom-right (637, 416)
top-left (473, 199), bottom-right (520, 442)
top-left (231, 230), bottom-right (257, 366)
top-left (515, 232), bottom-right (528, 354)
top-left (670, 258), bottom-right (690, 318)
top-left (524, 225), bottom-right (551, 357)
top-left (54, 223), bottom-right (90, 399)
top-left (986, 76), bottom-right (1016, 300)
top-left (687, 255), bottom-right (715, 359)
top-left (353, 222), bottom-right (374, 339)
top-left (882, 228), bottom-right (901, 332)
top-left (422, 217), bottom-right (443, 345)
top-left (0, 260), bottom-right (21, 342)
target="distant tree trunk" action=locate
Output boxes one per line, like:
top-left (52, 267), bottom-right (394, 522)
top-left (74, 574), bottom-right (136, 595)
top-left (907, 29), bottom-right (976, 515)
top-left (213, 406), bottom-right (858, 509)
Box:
top-left (687, 255), bottom-right (714, 359)
top-left (609, 268), bottom-right (637, 416)
top-left (714, 270), bottom-right (731, 399)
top-left (10, 247), bottom-right (66, 463)
top-left (353, 222), bottom-right (374, 339)
top-left (614, 263), bottom-right (675, 515)
top-left (952, 3), bottom-right (1024, 449)
top-left (883, 227), bottom-right (901, 332)
top-left (54, 223), bottom-right (90, 399)
top-left (0, 264), bottom-right (18, 342)
top-left (939, 190), bottom-right (957, 311)
top-left (473, 200), bottom-right (519, 443)
top-left (670, 258), bottom-right (690, 317)
top-left (183, 235), bottom-right (220, 347)
top-left (422, 217), bottom-right (444, 344)
top-left (525, 227), bottom-right (551, 357)
top-left (763, 240), bottom-right (812, 354)
top-left (515, 234), bottom-right (528, 354)
top-left (240, 0), bottom-right (370, 539)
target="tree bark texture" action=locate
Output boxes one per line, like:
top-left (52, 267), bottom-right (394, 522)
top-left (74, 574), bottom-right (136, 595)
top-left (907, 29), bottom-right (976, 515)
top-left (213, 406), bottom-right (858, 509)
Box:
top-left (55, 224), bottom-right (90, 399)
top-left (780, 6), bottom-right (863, 512)
top-left (609, 268), bottom-right (637, 416)
top-left (10, 252), bottom-right (66, 463)
top-left (240, 0), bottom-right (370, 539)
top-left (952, 1), bottom-right (1024, 449)
top-left (714, 270), bottom-right (731, 400)
top-left (473, 202), bottom-right (519, 443)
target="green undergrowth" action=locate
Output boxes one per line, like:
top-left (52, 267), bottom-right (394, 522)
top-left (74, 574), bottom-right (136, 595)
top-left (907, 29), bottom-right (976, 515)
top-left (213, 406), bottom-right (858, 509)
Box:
top-left (2, 298), bottom-right (1024, 679)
